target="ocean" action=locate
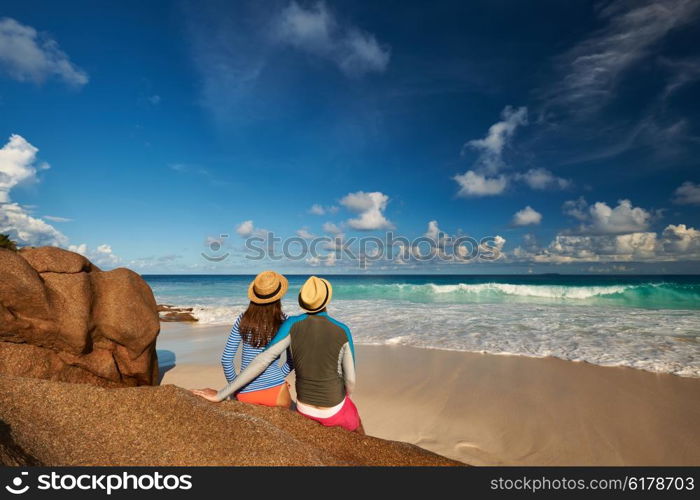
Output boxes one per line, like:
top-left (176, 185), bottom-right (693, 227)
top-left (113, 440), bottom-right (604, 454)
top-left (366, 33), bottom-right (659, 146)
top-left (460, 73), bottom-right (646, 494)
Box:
top-left (144, 274), bottom-right (700, 377)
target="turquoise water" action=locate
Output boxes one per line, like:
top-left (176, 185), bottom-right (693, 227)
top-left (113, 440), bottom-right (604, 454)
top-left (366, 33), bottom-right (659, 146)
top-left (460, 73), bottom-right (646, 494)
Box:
top-left (145, 275), bottom-right (700, 377)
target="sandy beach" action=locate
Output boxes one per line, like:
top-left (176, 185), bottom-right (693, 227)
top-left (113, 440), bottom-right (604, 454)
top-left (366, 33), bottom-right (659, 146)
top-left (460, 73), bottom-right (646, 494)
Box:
top-left (158, 323), bottom-right (700, 466)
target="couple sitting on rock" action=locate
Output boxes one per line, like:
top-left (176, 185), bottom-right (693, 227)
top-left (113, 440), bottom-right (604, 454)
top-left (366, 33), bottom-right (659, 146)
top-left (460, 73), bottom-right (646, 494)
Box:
top-left (193, 272), bottom-right (363, 434)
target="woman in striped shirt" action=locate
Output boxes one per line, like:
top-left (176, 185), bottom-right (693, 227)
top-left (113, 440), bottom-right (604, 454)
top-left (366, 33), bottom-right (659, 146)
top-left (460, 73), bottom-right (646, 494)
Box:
top-left (193, 271), bottom-right (293, 407)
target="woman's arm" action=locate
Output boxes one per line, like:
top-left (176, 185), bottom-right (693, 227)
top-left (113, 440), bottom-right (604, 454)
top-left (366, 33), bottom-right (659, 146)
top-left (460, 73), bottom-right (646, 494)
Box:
top-left (220, 315), bottom-right (243, 383)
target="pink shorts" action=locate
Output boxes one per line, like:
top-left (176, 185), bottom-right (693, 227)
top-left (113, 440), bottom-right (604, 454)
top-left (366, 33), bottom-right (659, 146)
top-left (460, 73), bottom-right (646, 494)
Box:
top-left (297, 397), bottom-right (361, 432)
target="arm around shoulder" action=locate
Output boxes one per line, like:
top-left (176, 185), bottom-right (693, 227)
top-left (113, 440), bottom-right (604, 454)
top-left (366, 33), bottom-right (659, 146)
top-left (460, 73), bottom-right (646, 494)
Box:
top-left (214, 334), bottom-right (292, 401)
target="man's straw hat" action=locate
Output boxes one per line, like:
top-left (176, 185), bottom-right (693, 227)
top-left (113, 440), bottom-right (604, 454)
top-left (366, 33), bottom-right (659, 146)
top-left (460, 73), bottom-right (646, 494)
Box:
top-left (298, 276), bottom-right (333, 313)
top-left (248, 271), bottom-right (288, 304)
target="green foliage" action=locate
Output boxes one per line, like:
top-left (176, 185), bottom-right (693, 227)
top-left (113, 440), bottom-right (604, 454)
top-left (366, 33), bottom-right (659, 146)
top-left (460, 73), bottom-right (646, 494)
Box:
top-left (0, 234), bottom-right (18, 251)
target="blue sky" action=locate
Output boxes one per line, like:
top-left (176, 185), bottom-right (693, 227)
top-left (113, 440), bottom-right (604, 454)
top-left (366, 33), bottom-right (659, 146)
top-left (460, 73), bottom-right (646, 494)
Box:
top-left (1, 0), bottom-right (699, 273)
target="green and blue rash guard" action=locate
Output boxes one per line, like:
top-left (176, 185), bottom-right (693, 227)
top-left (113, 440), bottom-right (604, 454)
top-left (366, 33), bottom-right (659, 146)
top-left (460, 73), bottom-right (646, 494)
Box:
top-left (216, 312), bottom-right (356, 407)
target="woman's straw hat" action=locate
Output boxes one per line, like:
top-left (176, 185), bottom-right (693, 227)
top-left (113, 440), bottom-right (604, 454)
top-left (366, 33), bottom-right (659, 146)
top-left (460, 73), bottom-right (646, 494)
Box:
top-left (298, 276), bottom-right (333, 313)
top-left (248, 271), bottom-right (288, 304)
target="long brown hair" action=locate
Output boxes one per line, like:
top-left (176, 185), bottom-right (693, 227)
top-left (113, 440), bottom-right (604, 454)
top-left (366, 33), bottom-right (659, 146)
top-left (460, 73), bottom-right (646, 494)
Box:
top-left (238, 300), bottom-right (285, 348)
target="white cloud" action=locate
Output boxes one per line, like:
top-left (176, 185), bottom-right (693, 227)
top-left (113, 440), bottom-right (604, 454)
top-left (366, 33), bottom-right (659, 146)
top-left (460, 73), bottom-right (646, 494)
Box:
top-left (322, 236), bottom-right (346, 252)
top-left (0, 134), bottom-right (67, 246)
top-left (424, 220), bottom-right (442, 240)
top-left (454, 171), bottom-right (508, 197)
top-left (512, 198), bottom-right (680, 263)
top-left (510, 212), bottom-right (700, 264)
top-left (0, 135), bottom-right (120, 262)
top-left (1, 202), bottom-right (67, 246)
top-left (455, 106), bottom-right (547, 197)
top-left (183, 2), bottom-right (268, 123)
top-left (309, 203), bottom-right (338, 215)
top-left (516, 168), bottom-right (571, 190)
top-left (338, 28), bottom-right (390, 76)
top-left (185, 1), bottom-right (387, 123)
top-left (562, 196), bottom-right (589, 221)
top-left (296, 227), bottom-right (315, 239)
top-left (69, 242), bottom-right (121, 268)
top-left (235, 220), bottom-right (254, 237)
top-left (462, 105), bottom-right (528, 174)
top-left (94, 244), bottom-right (120, 267)
top-left (274, 1), bottom-right (333, 49)
top-left (168, 163), bottom-right (188, 173)
top-left (661, 57), bottom-right (700, 99)
top-left (272, 1), bottom-right (390, 77)
top-left (340, 191), bottom-right (394, 230)
top-left (673, 181), bottom-right (700, 205)
top-left (423, 220), bottom-right (450, 256)
top-left (324, 252), bottom-right (337, 266)
top-left (234, 220), bottom-right (271, 239)
top-left (490, 235), bottom-right (506, 252)
top-left (320, 222), bottom-right (345, 251)
top-left (454, 107), bottom-right (572, 197)
top-left (306, 251), bottom-right (337, 267)
top-left (661, 224), bottom-right (700, 254)
top-left (512, 206), bottom-right (542, 226)
top-left (43, 215), bottom-right (72, 222)
top-left (512, 226), bottom-right (700, 264)
top-left (126, 254), bottom-right (182, 271)
top-left (68, 243), bottom-right (87, 255)
top-left (322, 221), bottom-right (343, 235)
top-left (547, 0), bottom-right (699, 112)
top-left (0, 134), bottom-right (46, 203)
top-left (0, 17), bottom-right (88, 86)
top-left (474, 235), bottom-right (507, 262)
top-left (566, 199), bottom-right (653, 235)
top-left (544, 233), bottom-right (658, 262)
top-left (309, 204), bottom-right (325, 215)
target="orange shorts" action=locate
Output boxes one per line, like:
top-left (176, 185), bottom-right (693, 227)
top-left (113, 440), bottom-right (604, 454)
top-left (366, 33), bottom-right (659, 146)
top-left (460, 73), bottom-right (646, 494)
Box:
top-left (235, 383), bottom-right (289, 407)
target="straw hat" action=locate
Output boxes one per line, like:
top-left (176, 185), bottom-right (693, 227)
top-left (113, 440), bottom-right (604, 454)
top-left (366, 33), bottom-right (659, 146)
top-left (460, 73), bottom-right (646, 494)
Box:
top-left (248, 271), bottom-right (288, 304)
top-left (298, 276), bottom-right (333, 313)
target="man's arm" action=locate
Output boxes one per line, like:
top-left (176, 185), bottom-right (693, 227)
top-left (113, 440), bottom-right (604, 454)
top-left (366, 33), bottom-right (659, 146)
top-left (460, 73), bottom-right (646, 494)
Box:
top-left (214, 315), bottom-right (303, 401)
top-left (280, 347), bottom-right (294, 377)
top-left (339, 342), bottom-right (356, 396)
top-left (278, 313), bottom-right (294, 376)
top-left (215, 336), bottom-right (291, 401)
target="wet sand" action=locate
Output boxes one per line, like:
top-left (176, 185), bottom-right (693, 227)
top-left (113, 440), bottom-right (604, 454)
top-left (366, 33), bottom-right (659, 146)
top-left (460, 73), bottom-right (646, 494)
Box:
top-left (158, 323), bottom-right (700, 465)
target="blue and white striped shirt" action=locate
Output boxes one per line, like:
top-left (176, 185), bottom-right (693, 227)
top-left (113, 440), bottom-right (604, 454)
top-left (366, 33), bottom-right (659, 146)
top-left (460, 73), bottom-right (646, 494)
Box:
top-left (220, 314), bottom-right (293, 394)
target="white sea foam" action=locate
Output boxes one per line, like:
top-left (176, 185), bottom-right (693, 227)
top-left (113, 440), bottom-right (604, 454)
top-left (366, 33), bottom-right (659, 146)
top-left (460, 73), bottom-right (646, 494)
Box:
top-left (385, 336), bottom-right (406, 345)
top-left (339, 299), bottom-right (700, 377)
top-left (428, 282), bottom-right (632, 299)
top-left (189, 305), bottom-right (246, 325)
top-left (163, 298), bottom-right (700, 378)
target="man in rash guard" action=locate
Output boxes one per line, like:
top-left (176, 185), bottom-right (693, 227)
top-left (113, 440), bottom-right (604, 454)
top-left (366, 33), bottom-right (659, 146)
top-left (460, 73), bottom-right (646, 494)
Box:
top-left (199, 276), bottom-right (363, 434)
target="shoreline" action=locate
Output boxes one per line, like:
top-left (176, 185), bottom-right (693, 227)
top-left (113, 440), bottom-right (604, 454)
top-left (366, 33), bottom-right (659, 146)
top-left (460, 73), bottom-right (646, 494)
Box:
top-left (158, 320), bottom-right (700, 380)
top-left (158, 323), bottom-right (700, 466)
